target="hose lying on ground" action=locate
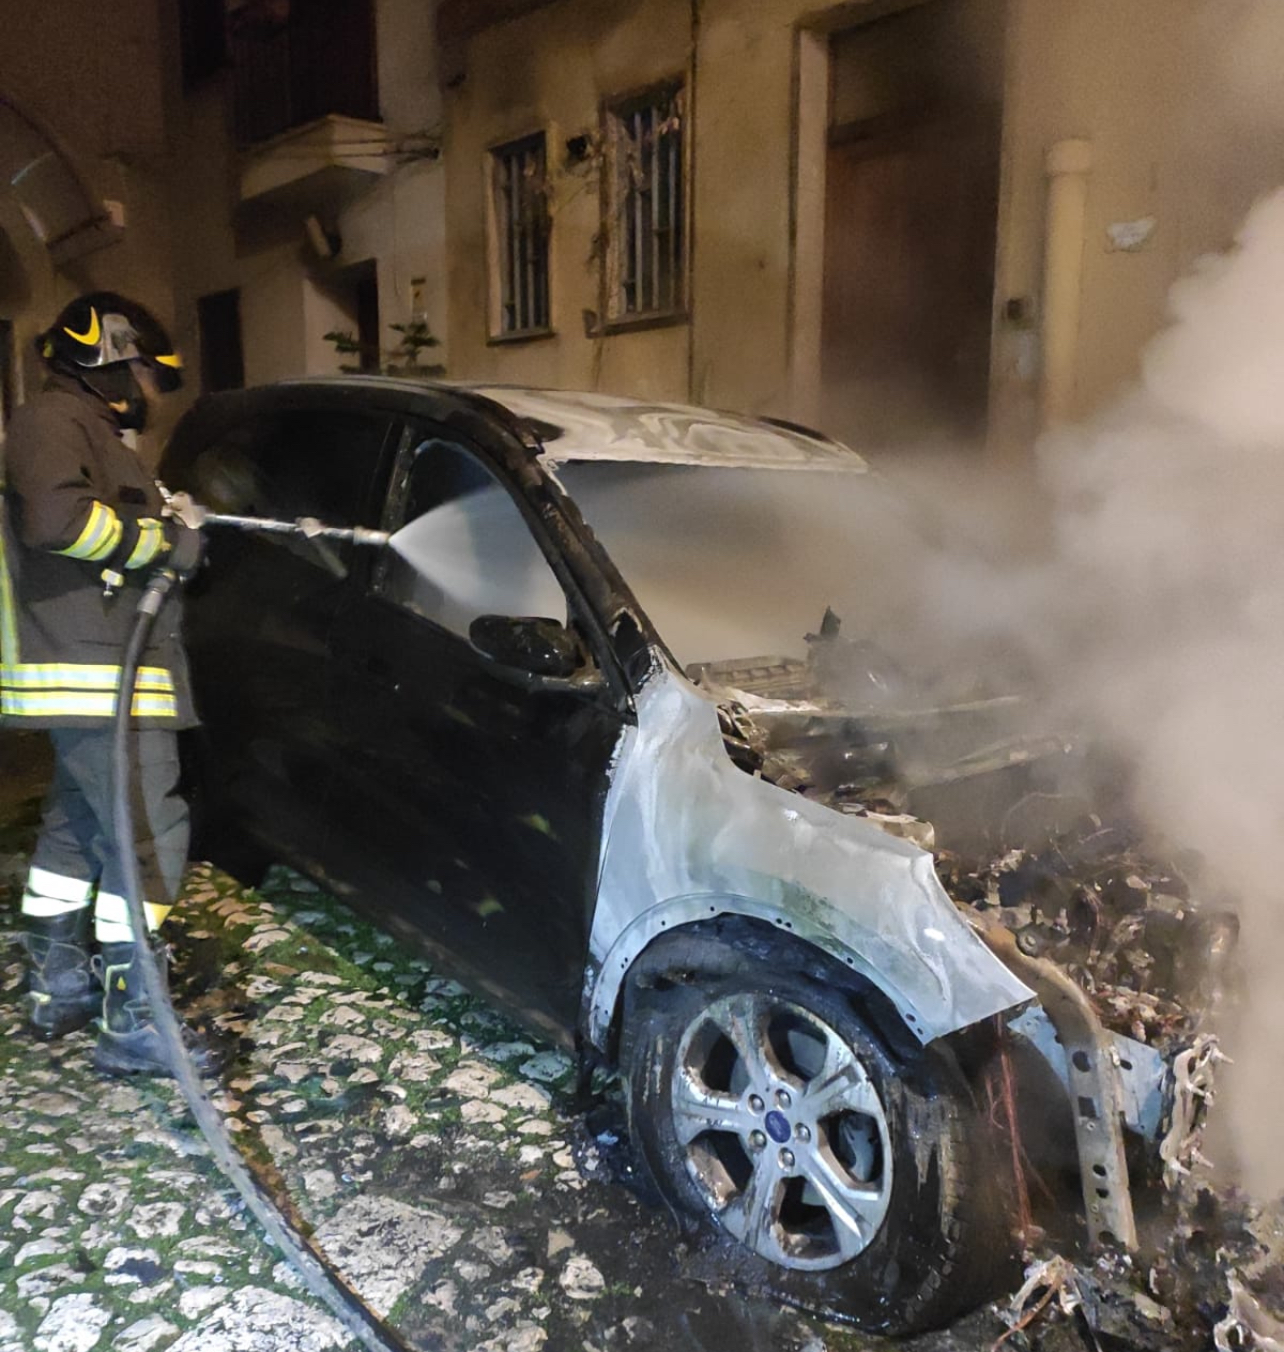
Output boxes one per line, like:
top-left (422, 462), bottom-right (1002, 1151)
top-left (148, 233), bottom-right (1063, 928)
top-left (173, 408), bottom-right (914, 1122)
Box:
top-left (112, 569), bottom-right (414, 1352)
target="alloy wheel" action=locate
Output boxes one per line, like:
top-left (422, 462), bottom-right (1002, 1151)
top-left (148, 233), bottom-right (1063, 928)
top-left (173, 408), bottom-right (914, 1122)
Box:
top-left (670, 990), bottom-right (893, 1270)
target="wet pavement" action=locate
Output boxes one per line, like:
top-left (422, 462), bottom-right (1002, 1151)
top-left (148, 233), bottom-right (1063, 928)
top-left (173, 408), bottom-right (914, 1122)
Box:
top-left (0, 731), bottom-right (1016, 1352)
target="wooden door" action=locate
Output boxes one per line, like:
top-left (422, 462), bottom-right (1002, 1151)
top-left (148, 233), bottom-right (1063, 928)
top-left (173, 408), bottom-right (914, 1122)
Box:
top-left (821, 108), bottom-right (1001, 445)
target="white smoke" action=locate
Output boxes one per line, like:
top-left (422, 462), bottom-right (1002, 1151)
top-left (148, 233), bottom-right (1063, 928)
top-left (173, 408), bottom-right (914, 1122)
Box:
top-left (902, 189), bottom-right (1284, 1199)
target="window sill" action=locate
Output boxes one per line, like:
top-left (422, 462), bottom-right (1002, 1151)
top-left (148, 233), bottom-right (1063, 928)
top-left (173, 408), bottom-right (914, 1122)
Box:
top-left (599, 310), bottom-right (689, 337)
top-left (487, 327), bottom-right (556, 347)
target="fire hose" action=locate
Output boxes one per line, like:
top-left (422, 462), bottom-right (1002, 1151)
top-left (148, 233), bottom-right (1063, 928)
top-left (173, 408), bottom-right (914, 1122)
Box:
top-left (112, 505), bottom-right (408, 1352)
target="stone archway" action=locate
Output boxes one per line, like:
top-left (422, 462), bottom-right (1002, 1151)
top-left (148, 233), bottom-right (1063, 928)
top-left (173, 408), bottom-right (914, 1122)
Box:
top-left (0, 92), bottom-right (123, 424)
top-left (0, 92), bottom-right (119, 263)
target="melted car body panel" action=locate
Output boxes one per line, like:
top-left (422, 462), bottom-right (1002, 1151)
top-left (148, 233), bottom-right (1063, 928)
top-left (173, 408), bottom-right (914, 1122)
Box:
top-left (462, 385), bottom-right (869, 472)
top-left (585, 666), bottom-right (1036, 1049)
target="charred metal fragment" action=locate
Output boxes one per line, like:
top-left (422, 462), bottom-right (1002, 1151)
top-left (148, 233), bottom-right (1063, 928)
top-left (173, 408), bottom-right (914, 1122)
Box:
top-left (981, 922), bottom-right (1138, 1250)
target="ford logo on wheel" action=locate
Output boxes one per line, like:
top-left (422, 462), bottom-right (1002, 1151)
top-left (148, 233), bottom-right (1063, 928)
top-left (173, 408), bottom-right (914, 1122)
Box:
top-left (765, 1110), bottom-right (791, 1144)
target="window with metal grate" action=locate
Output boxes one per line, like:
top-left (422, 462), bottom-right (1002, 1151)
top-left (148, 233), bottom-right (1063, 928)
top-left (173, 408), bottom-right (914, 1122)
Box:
top-left (604, 83), bottom-right (685, 323)
top-left (489, 133), bottom-right (551, 338)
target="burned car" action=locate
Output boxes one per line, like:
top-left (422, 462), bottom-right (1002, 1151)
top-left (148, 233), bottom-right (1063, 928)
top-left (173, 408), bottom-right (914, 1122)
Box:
top-left (160, 379), bottom-right (1201, 1334)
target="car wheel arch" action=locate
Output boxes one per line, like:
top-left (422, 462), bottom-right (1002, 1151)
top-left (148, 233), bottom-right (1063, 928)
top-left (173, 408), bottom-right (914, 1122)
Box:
top-left (589, 901), bottom-right (934, 1066)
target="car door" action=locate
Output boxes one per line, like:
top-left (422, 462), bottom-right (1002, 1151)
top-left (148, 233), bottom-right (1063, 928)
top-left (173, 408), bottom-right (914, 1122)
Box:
top-left (179, 401), bottom-right (395, 860)
top-left (325, 424), bottom-right (631, 1038)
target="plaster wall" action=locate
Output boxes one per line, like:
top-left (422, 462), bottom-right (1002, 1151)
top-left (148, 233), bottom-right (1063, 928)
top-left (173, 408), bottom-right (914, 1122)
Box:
top-left (339, 157), bottom-right (449, 370)
top-left (711, 0), bottom-right (1284, 443)
top-left (167, 0), bottom-right (449, 393)
top-left (443, 0), bottom-right (693, 397)
top-left (686, 1), bottom-right (797, 417)
top-left (693, 0), bottom-right (1005, 429)
top-left (448, 0), bottom-right (1284, 459)
top-left (10, 1), bottom-right (1284, 468)
top-left (445, 0), bottom-right (1004, 419)
top-left (991, 0), bottom-right (1284, 453)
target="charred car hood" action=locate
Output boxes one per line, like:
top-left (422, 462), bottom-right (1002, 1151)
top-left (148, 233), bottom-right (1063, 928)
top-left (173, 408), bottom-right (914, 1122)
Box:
top-left (689, 644), bottom-right (1076, 851)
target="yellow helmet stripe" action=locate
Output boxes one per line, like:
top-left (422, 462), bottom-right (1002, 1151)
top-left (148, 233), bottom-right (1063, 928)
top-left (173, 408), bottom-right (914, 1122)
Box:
top-left (63, 307), bottom-right (101, 347)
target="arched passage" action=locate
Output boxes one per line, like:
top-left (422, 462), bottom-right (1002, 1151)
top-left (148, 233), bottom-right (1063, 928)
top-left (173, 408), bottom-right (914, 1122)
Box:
top-left (0, 92), bottom-right (119, 263)
top-left (0, 92), bottom-right (124, 429)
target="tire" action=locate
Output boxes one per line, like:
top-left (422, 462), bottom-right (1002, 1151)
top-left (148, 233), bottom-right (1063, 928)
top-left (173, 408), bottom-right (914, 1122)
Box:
top-left (621, 939), bottom-right (1007, 1334)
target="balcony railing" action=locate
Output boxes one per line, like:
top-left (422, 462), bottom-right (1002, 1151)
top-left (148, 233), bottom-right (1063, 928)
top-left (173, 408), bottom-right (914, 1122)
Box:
top-left (231, 0), bottom-right (379, 147)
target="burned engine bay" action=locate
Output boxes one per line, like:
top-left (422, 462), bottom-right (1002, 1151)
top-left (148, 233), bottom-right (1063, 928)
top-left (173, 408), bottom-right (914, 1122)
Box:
top-left (691, 613), bottom-right (1282, 1352)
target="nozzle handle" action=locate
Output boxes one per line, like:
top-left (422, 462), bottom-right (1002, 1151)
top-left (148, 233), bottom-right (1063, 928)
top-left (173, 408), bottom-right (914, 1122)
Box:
top-left (199, 512), bottom-right (388, 545)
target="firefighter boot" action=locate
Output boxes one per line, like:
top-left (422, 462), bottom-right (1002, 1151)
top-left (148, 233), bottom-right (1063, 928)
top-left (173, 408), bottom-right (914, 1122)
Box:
top-left (20, 909), bottom-right (101, 1040)
top-left (92, 941), bottom-right (218, 1078)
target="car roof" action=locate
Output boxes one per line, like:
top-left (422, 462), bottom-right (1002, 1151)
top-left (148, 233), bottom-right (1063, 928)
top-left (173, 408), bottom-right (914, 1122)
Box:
top-left (462, 385), bottom-right (868, 472)
top-left (273, 376), bottom-right (868, 473)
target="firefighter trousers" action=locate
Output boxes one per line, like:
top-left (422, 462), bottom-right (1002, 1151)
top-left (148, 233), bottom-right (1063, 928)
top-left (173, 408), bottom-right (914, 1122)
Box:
top-left (21, 727), bottom-right (188, 942)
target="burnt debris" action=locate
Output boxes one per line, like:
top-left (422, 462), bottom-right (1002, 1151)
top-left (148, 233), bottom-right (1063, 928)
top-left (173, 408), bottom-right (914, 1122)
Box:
top-left (693, 613), bottom-right (1282, 1352)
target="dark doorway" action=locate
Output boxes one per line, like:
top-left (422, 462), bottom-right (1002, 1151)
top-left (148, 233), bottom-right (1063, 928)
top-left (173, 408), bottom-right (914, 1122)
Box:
top-left (180, 0), bottom-right (228, 90)
top-left (821, 0), bottom-right (1005, 447)
top-left (321, 259), bottom-right (381, 373)
top-left (0, 319), bottom-right (14, 436)
top-left (354, 265), bottom-right (380, 373)
top-left (197, 289), bottom-right (246, 394)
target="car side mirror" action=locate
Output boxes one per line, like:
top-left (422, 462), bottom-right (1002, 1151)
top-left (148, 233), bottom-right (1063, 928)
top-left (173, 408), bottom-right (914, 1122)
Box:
top-left (469, 614), bottom-right (582, 679)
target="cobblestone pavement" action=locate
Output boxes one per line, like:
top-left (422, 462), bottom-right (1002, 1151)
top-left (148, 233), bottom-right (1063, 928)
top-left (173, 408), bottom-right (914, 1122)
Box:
top-left (5, 756), bottom-right (994, 1352)
top-left (0, 711), bottom-right (1049, 1352)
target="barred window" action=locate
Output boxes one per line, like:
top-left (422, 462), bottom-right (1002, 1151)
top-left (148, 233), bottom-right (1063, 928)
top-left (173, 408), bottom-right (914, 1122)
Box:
top-left (489, 133), bottom-right (551, 337)
top-left (604, 83), bottom-right (685, 321)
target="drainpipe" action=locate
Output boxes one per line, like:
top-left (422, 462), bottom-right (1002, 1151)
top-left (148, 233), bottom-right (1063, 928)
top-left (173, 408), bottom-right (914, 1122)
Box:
top-left (685, 0), bottom-right (700, 404)
top-left (1040, 138), bottom-right (1093, 428)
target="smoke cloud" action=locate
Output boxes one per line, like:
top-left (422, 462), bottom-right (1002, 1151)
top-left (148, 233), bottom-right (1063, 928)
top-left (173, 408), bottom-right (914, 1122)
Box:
top-left (895, 188), bottom-right (1284, 1199)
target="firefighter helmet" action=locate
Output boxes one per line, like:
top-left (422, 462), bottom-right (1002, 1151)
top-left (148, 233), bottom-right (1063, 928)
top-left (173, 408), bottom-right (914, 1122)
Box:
top-left (39, 292), bottom-right (183, 393)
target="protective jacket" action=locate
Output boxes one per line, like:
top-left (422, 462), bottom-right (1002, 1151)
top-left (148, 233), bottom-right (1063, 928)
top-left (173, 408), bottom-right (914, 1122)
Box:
top-left (0, 375), bottom-right (195, 728)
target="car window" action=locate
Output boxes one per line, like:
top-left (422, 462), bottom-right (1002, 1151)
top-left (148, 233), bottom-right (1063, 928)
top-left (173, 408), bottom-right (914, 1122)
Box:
top-left (189, 408), bottom-right (390, 572)
top-left (379, 437), bottom-right (567, 638)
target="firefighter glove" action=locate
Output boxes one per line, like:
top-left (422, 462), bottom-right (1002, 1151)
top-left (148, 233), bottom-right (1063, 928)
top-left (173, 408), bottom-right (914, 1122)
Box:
top-left (163, 490), bottom-right (209, 530)
top-left (164, 521), bottom-right (204, 581)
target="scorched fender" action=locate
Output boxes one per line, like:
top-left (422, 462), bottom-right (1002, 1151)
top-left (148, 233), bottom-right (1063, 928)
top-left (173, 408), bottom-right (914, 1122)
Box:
top-left (584, 668), bottom-right (1035, 1049)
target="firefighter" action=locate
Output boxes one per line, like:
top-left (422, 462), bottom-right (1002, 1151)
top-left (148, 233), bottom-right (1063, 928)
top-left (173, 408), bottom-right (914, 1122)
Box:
top-left (1, 291), bottom-right (208, 1076)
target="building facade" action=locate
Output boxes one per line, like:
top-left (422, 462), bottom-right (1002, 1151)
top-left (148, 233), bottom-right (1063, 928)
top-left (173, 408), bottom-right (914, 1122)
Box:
top-left (171, 0), bottom-right (446, 396)
top-left (4, 0), bottom-right (1284, 463)
top-left (440, 0), bottom-right (1284, 458)
top-left (1, 0), bottom-right (447, 457)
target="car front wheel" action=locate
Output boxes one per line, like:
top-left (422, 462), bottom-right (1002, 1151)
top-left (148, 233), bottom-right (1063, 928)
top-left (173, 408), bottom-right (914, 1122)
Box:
top-left (621, 948), bottom-right (1005, 1333)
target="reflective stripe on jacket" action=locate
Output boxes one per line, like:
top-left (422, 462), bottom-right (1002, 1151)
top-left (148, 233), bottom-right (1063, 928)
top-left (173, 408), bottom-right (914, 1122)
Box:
top-left (0, 376), bottom-right (196, 729)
